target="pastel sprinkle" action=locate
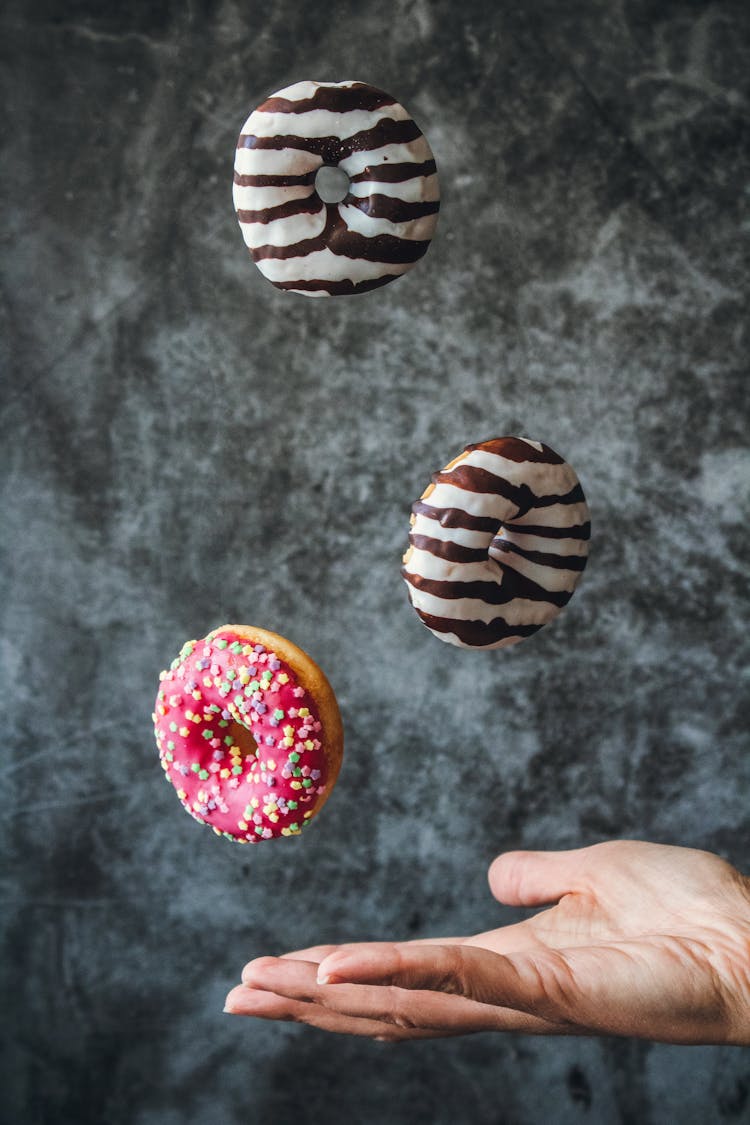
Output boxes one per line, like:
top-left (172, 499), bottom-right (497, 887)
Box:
top-left (154, 629), bottom-right (331, 846)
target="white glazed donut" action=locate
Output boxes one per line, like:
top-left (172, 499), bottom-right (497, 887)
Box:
top-left (402, 437), bottom-right (591, 649)
top-left (233, 80), bottom-right (440, 296)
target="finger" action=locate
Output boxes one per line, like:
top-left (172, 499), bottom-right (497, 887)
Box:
top-left (315, 938), bottom-right (732, 1042)
top-left (488, 849), bottom-right (592, 906)
top-left (278, 944), bottom-right (339, 964)
top-left (273, 918), bottom-right (579, 982)
top-left (223, 984), bottom-right (445, 1040)
top-left (277, 936), bottom-right (466, 965)
top-left (241, 954), bottom-right (561, 1035)
top-left (251, 940), bottom-right (465, 976)
top-left (315, 941), bottom-right (585, 1027)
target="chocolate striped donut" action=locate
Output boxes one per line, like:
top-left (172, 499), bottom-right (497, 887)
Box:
top-left (233, 80), bottom-right (440, 296)
top-left (402, 438), bottom-right (591, 649)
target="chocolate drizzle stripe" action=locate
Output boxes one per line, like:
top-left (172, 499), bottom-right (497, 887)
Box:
top-left (345, 194), bottom-right (440, 223)
top-left (408, 535), bottom-right (489, 564)
top-left (432, 464), bottom-right (535, 511)
top-left (529, 483), bottom-right (586, 509)
top-left (233, 170), bottom-right (318, 187)
top-left (237, 196), bottom-right (322, 224)
top-left (252, 211), bottom-right (431, 263)
top-left (413, 610), bottom-right (542, 647)
top-left (505, 521), bottom-right (592, 541)
top-left (465, 438), bottom-right (566, 465)
top-left (404, 437), bottom-right (589, 648)
top-left (260, 86), bottom-right (397, 115)
top-left (404, 570), bottom-right (571, 608)
top-left (271, 273), bottom-right (401, 295)
top-left (411, 500), bottom-right (500, 533)
top-left (238, 118), bottom-right (422, 161)
top-left (492, 540), bottom-right (588, 571)
top-left (349, 159), bottom-right (437, 183)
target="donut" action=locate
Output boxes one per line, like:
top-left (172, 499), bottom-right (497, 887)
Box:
top-left (152, 625), bottom-right (343, 842)
top-left (402, 437), bottom-right (591, 649)
top-left (233, 80), bottom-right (440, 296)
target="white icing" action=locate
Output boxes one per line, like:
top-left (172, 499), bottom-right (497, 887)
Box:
top-left (238, 205), bottom-right (327, 250)
top-left (510, 502), bottom-right (589, 529)
top-left (347, 173), bottom-right (440, 202)
top-left (424, 480), bottom-right (518, 520)
top-left (232, 183), bottom-right (314, 209)
top-left (338, 136), bottom-right (433, 176)
top-left (405, 584), bottom-right (561, 627)
top-left (488, 549), bottom-right (580, 593)
top-left (404, 439), bottom-right (591, 649)
top-left (234, 146), bottom-right (322, 177)
top-left (339, 203), bottom-right (437, 243)
top-left (234, 80), bottom-right (438, 295)
top-left (410, 518), bottom-right (491, 549)
top-left (249, 104), bottom-right (409, 140)
top-left (406, 547), bottom-right (502, 585)
top-left (256, 247), bottom-right (414, 283)
top-left (498, 531), bottom-right (590, 556)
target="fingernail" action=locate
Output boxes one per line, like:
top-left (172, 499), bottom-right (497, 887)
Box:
top-left (317, 949), bottom-right (353, 985)
top-left (241, 957), bottom-right (270, 984)
top-left (317, 956), bottom-right (348, 984)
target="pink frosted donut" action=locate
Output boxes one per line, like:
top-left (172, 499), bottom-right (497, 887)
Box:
top-left (153, 625), bottom-right (343, 843)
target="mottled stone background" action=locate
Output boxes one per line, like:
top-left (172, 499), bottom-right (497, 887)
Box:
top-left (1, 1), bottom-right (749, 1122)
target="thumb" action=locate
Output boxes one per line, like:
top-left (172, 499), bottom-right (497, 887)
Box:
top-left (488, 847), bottom-right (592, 906)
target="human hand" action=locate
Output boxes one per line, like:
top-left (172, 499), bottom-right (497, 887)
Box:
top-left (225, 841), bottom-right (750, 1044)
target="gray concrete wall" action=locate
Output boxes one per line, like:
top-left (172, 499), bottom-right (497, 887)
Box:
top-left (2, 1), bottom-right (748, 1122)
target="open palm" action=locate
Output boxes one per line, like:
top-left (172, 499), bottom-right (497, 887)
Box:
top-left (226, 841), bottom-right (750, 1044)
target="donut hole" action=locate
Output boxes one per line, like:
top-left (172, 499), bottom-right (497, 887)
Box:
top-left (228, 720), bottom-right (259, 762)
top-left (315, 164), bottom-right (350, 204)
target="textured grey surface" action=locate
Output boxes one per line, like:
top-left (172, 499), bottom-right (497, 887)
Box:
top-left (1, 1), bottom-right (749, 1123)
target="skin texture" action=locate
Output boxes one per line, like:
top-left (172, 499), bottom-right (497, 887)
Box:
top-left (225, 841), bottom-right (750, 1044)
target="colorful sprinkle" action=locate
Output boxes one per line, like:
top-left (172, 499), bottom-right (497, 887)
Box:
top-left (154, 629), bottom-right (331, 846)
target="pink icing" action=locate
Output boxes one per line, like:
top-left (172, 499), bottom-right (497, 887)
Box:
top-left (152, 630), bottom-right (329, 843)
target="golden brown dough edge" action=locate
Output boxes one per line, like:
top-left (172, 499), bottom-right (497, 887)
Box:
top-left (207, 623), bottom-right (344, 811)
